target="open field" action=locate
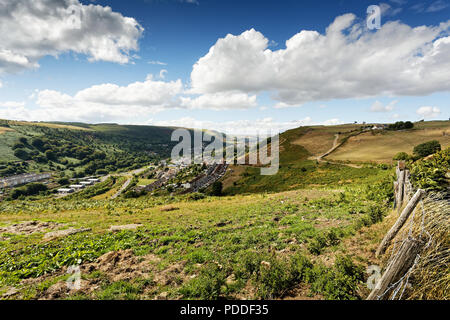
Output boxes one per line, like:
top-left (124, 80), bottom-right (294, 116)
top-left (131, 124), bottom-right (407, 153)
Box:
top-left (0, 166), bottom-right (393, 300)
top-left (329, 122), bottom-right (450, 163)
top-left (290, 124), bottom-right (362, 157)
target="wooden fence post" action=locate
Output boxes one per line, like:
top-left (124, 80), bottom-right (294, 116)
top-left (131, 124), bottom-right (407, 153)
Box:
top-left (397, 170), bottom-right (405, 212)
top-left (368, 238), bottom-right (423, 300)
top-left (393, 181), bottom-right (399, 209)
top-left (376, 189), bottom-right (425, 258)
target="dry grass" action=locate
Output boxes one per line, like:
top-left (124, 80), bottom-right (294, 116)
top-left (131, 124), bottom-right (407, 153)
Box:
top-left (0, 127), bottom-right (14, 134)
top-left (329, 125), bottom-right (450, 163)
top-left (6, 120), bottom-right (91, 131)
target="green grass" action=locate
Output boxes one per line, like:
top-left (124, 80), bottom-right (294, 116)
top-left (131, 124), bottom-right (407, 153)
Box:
top-left (0, 166), bottom-right (393, 299)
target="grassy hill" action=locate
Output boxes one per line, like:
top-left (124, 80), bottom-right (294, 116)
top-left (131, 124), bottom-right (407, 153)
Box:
top-left (329, 121), bottom-right (450, 163)
top-left (0, 119), bottom-right (184, 177)
top-left (222, 121), bottom-right (450, 195)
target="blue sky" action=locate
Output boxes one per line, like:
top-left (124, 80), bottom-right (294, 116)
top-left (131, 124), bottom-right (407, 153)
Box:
top-left (0, 0), bottom-right (449, 134)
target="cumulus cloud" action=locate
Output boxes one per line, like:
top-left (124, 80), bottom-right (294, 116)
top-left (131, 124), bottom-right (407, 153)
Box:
top-left (0, 80), bottom-right (2, 88)
top-left (416, 106), bottom-right (441, 118)
top-left (190, 14), bottom-right (450, 105)
top-left (0, 101), bottom-right (26, 108)
top-left (0, 76), bottom-right (261, 123)
top-left (0, 0), bottom-right (143, 74)
top-left (370, 100), bottom-right (398, 112)
top-left (180, 92), bottom-right (257, 110)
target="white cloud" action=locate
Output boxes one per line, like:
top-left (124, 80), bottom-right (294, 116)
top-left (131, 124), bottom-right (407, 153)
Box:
top-left (0, 80), bottom-right (2, 88)
top-left (370, 100), bottom-right (398, 112)
top-left (0, 0), bottom-right (143, 74)
top-left (180, 92), bottom-right (257, 110)
top-left (0, 77), bottom-right (184, 123)
top-left (148, 60), bottom-right (167, 66)
top-left (379, 3), bottom-right (402, 16)
top-left (73, 79), bottom-right (183, 107)
top-left (416, 106), bottom-right (441, 118)
top-left (426, 1), bottom-right (449, 13)
top-left (0, 76), bottom-right (261, 123)
top-left (190, 14), bottom-right (450, 105)
top-left (274, 102), bottom-right (302, 109)
top-left (0, 101), bottom-right (25, 108)
top-left (159, 69), bottom-right (168, 79)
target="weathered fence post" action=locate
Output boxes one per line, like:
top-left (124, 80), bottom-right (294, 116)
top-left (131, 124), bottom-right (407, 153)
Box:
top-left (368, 238), bottom-right (423, 300)
top-left (393, 181), bottom-right (399, 209)
top-left (376, 189), bottom-right (425, 257)
top-left (397, 164), bottom-right (406, 212)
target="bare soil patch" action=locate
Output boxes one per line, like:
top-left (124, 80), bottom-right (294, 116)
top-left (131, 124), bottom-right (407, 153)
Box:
top-left (43, 228), bottom-right (91, 240)
top-left (0, 221), bottom-right (64, 238)
top-left (34, 250), bottom-right (189, 300)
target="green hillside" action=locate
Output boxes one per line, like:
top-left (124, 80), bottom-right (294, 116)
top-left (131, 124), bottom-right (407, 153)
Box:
top-left (0, 119), bottom-right (182, 177)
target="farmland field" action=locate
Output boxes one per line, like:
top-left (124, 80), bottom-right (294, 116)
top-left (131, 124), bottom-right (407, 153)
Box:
top-left (329, 122), bottom-right (450, 163)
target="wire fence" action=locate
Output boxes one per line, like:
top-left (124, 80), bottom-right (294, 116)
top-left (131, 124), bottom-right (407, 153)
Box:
top-left (378, 172), bottom-right (449, 300)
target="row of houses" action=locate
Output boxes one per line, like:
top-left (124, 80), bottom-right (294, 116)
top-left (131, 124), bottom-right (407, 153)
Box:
top-left (57, 178), bottom-right (100, 195)
top-left (183, 163), bottom-right (228, 193)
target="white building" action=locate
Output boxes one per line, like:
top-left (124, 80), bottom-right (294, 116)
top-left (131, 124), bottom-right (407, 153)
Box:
top-left (70, 184), bottom-right (84, 190)
top-left (58, 188), bottom-right (74, 194)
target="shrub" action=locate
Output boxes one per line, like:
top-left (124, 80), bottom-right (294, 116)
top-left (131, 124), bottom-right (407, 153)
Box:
top-left (393, 152), bottom-right (410, 161)
top-left (179, 263), bottom-right (226, 300)
top-left (210, 181), bottom-right (223, 196)
top-left (10, 183), bottom-right (48, 200)
top-left (410, 148), bottom-right (449, 190)
top-left (188, 193), bottom-right (205, 201)
top-left (413, 140), bottom-right (441, 158)
top-left (309, 256), bottom-right (364, 300)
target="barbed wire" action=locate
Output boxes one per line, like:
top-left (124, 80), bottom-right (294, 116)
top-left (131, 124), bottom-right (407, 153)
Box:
top-left (377, 173), bottom-right (449, 300)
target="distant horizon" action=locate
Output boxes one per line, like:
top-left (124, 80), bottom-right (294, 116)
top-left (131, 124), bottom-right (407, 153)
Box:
top-left (1, 117), bottom-right (448, 137)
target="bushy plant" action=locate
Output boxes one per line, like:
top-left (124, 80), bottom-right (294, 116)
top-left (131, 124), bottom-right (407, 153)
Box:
top-left (410, 148), bottom-right (449, 190)
top-left (413, 140), bottom-right (441, 158)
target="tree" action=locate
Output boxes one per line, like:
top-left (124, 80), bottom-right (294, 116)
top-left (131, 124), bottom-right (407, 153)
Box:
top-left (14, 148), bottom-right (30, 160)
top-left (45, 149), bottom-right (57, 161)
top-left (31, 138), bottom-right (45, 150)
top-left (211, 181), bottom-right (223, 196)
top-left (18, 137), bottom-right (28, 145)
top-left (413, 140), bottom-right (441, 158)
top-left (12, 143), bottom-right (25, 150)
top-left (387, 121), bottom-right (414, 131)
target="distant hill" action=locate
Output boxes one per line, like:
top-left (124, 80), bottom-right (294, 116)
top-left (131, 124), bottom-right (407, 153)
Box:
top-left (222, 120), bottom-right (450, 194)
top-left (0, 119), bottom-right (186, 177)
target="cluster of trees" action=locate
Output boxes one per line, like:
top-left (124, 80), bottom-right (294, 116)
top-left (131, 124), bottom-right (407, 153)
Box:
top-left (10, 183), bottom-right (47, 200)
top-left (9, 133), bottom-right (153, 178)
top-left (387, 121), bottom-right (414, 131)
